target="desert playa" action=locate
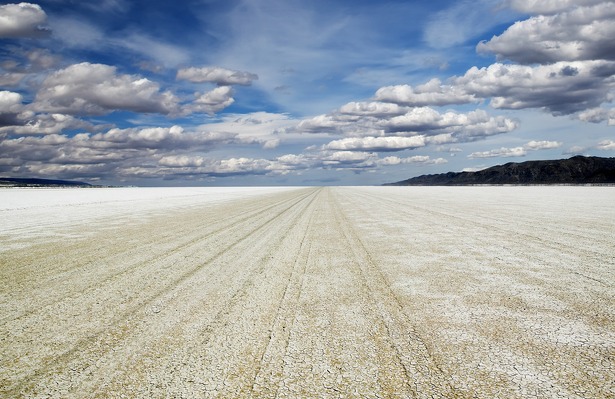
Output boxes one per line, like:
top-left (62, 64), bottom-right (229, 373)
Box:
top-left (1, 186), bottom-right (614, 398)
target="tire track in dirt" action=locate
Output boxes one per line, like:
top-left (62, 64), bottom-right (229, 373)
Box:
top-left (0, 188), bottom-right (314, 324)
top-left (248, 197), bottom-right (316, 398)
top-left (2, 186), bottom-right (613, 399)
top-left (264, 188), bottom-right (455, 398)
top-left (330, 187), bottom-right (615, 399)
top-left (1, 188), bottom-right (319, 398)
top-left (336, 187), bottom-right (615, 317)
top-left (337, 187), bottom-right (614, 298)
top-left (1, 188), bottom-right (314, 341)
top-left (82, 187), bottom-right (322, 399)
top-left (328, 188), bottom-right (463, 399)
top-left (343, 187), bottom-right (614, 264)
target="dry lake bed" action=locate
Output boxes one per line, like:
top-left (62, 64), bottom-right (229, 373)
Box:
top-left (1, 186), bottom-right (613, 398)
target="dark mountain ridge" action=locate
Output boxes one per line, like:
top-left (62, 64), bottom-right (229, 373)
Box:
top-left (0, 177), bottom-right (92, 187)
top-left (385, 156), bottom-right (615, 186)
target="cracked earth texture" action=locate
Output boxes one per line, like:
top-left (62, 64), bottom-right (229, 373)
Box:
top-left (1, 186), bottom-right (613, 398)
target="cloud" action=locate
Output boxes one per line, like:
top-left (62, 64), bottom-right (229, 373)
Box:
top-left (0, 112), bottom-right (294, 180)
top-left (209, 157), bottom-right (273, 176)
top-left (507, 0), bottom-right (605, 14)
top-left (0, 48), bottom-right (59, 87)
top-left (0, 71), bottom-right (26, 86)
top-left (0, 113), bottom-right (95, 135)
top-left (563, 145), bottom-right (587, 155)
top-left (0, 125), bottom-right (242, 180)
top-left (596, 140), bottom-right (615, 150)
top-left (377, 155), bottom-right (448, 166)
top-left (380, 61), bottom-right (615, 117)
top-left (385, 108), bottom-right (517, 140)
top-left (377, 2), bottom-right (615, 122)
top-left (197, 112), bottom-right (297, 148)
top-left (478, 2), bottom-right (615, 64)
top-left (0, 3), bottom-right (50, 38)
top-left (118, 33), bottom-right (191, 68)
top-left (0, 90), bottom-right (28, 126)
top-left (297, 101), bottom-right (517, 144)
top-left (321, 151), bottom-right (377, 169)
top-left (47, 16), bottom-right (104, 48)
top-left (87, 125), bottom-right (236, 150)
top-left (468, 146), bottom-right (527, 159)
top-left (468, 140), bottom-right (562, 158)
top-left (462, 61), bottom-right (615, 115)
top-left (374, 79), bottom-right (477, 106)
top-left (295, 114), bottom-right (353, 135)
top-left (157, 153), bottom-right (324, 178)
top-left (323, 136), bottom-right (426, 152)
top-left (423, 0), bottom-right (515, 49)
top-left (577, 108), bottom-right (615, 125)
top-left (338, 101), bottom-right (409, 117)
top-left (0, 90), bottom-right (23, 112)
top-left (159, 155), bottom-right (205, 168)
top-left (188, 86), bottom-right (235, 115)
top-left (177, 66), bottom-right (258, 86)
top-left (32, 63), bottom-right (180, 116)
top-left (0, 134), bottom-right (122, 179)
top-left (523, 140), bottom-right (562, 150)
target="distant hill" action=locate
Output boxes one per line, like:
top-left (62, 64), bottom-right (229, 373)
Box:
top-left (0, 177), bottom-right (93, 187)
top-left (385, 156), bottom-right (615, 186)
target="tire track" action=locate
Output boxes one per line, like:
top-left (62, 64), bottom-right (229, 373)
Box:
top-left (0, 188), bottom-right (314, 324)
top-left (248, 199), bottom-right (316, 399)
top-left (86, 187), bottom-right (321, 399)
top-left (344, 187), bottom-right (614, 264)
top-left (336, 187), bottom-right (614, 292)
top-left (328, 188), bottom-right (463, 399)
top-left (330, 187), bottom-right (615, 399)
top-left (3, 186), bottom-right (612, 399)
top-left (2, 189), bottom-right (314, 343)
top-left (1, 188), bottom-right (319, 398)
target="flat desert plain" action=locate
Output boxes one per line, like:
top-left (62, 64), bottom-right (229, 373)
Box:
top-left (1, 186), bottom-right (613, 399)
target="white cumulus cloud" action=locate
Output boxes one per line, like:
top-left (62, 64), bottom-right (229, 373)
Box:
top-left (33, 63), bottom-right (180, 116)
top-left (468, 146), bottom-right (527, 159)
top-left (478, 2), bottom-right (615, 64)
top-left (468, 140), bottom-right (563, 159)
top-left (577, 108), bottom-right (615, 125)
top-left (386, 108), bottom-right (517, 139)
top-left (0, 113), bottom-right (94, 135)
top-left (0, 90), bottom-right (23, 113)
top-left (177, 66), bottom-right (258, 86)
top-left (380, 61), bottom-right (615, 117)
top-left (374, 79), bottom-right (477, 106)
top-left (377, 155), bottom-right (447, 166)
top-left (338, 101), bottom-right (409, 117)
top-left (0, 3), bottom-right (50, 38)
top-left (0, 90), bottom-right (27, 126)
top-left (159, 155), bottom-right (205, 167)
top-left (297, 103), bottom-right (517, 144)
top-left (323, 136), bottom-right (426, 152)
top-left (188, 86), bottom-right (235, 115)
top-left (596, 140), bottom-right (615, 150)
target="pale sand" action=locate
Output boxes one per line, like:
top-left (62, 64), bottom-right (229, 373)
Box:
top-left (1, 186), bottom-right (613, 398)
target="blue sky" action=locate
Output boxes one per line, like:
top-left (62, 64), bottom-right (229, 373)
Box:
top-left (0, 0), bottom-right (614, 185)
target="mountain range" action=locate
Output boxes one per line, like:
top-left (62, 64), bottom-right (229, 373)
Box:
top-left (385, 156), bottom-right (615, 186)
top-left (0, 177), bottom-right (93, 187)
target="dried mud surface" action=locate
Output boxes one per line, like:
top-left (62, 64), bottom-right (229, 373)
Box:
top-left (1, 186), bottom-right (614, 398)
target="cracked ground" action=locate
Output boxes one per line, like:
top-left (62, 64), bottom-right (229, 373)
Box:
top-left (1, 186), bottom-right (614, 398)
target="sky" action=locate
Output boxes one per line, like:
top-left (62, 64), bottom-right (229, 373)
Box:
top-left (0, 0), bottom-right (614, 186)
